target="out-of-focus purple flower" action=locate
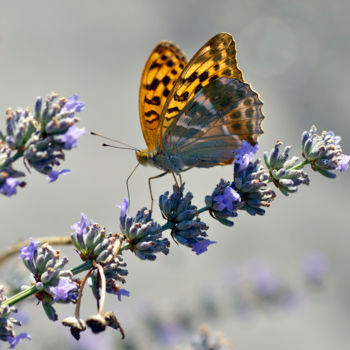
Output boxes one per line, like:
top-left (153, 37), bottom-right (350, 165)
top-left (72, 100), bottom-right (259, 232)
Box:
top-left (234, 140), bottom-right (259, 170)
top-left (0, 177), bottom-right (21, 196)
top-left (302, 253), bottom-right (327, 285)
top-left (50, 278), bottom-right (77, 302)
top-left (301, 126), bottom-right (349, 178)
top-left (251, 265), bottom-right (279, 297)
top-left (0, 286), bottom-right (31, 348)
top-left (61, 94), bottom-right (85, 114)
top-left (214, 186), bottom-right (240, 212)
top-left (58, 126), bottom-right (85, 149)
top-left (19, 239), bottom-right (39, 261)
top-left (47, 169), bottom-right (71, 183)
top-left (112, 288), bottom-right (130, 302)
top-left (7, 333), bottom-right (31, 349)
top-left (337, 155), bottom-right (350, 171)
top-left (71, 213), bottom-right (88, 236)
top-left (157, 322), bottom-right (185, 347)
top-left (118, 198), bottom-right (129, 222)
top-left (192, 239), bottom-right (217, 255)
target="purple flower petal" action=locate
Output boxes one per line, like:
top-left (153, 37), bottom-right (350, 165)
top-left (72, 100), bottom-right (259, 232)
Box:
top-left (251, 265), bottom-right (279, 296)
top-left (234, 140), bottom-right (259, 170)
top-left (118, 198), bottom-right (129, 219)
top-left (47, 169), bottom-right (71, 183)
top-left (337, 155), bottom-right (350, 172)
top-left (0, 177), bottom-right (21, 196)
top-left (192, 239), bottom-right (216, 255)
top-left (19, 239), bottom-right (39, 261)
top-left (214, 186), bottom-right (240, 212)
top-left (326, 131), bottom-right (341, 145)
top-left (7, 333), bottom-right (31, 348)
top-left (302, 253), bottom-right (327, 284)
top-left (59, 126), bottom-right (85, 149)
top-left (71, 213), bottom-right (88, 235)
top-left (50, 278), bottom-right (77, 302)
top-left (112, 288), bottom-right (130, 301)
top-left (62, 94), bottom-right (85, 113)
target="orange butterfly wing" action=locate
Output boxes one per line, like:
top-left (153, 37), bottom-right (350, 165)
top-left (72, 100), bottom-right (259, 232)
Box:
top-left (139, 41), bottom-right (188, 150)
top-left (156, 33), bottom-right (245, 148)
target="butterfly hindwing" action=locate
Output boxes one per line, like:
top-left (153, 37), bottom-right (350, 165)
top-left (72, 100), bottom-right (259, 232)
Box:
top-left (162, 77), bottom-right (264, 167)
top-left (157, 32), bottom-right (244, 148)
top-left (139, 41), bottom-right (187, 150)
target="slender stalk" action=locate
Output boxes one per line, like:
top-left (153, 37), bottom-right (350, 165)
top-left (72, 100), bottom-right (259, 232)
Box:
top-left (71, 261), bottom-right (93, 275)
top-left (3, 150), bottom-right (24, 167)
top-left (0, 236), bottom-right (72, 265)
top-left (95, 264), bottom-right (106, 315)
top-left (293, 159), bottom-right (309, 170)
top-left (161, 221), bottom-right (174, 231)
top-left (74, 268), bottom-right (93, 319)
top-left (197, 206), bottom-right (209, 215)
top-left (1, 285), bottom-right (37, 307)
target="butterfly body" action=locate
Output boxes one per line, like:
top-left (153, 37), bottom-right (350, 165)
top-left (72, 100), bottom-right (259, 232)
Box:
top-left (137, 33), bottom-right (264, 174)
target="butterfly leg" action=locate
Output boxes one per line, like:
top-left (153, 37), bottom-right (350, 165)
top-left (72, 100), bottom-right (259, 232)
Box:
top-left (170, 170), bottom-right (180, 187)
top-left (148, 171), bottom-right (169, 211)
top-left (179, 173), bottom-right (183, 186)
top-left (126, 163), bottom-right (140, 210)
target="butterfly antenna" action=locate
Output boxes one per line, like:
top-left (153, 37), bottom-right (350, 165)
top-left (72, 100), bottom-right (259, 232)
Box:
top-left (102, 143), bottom-right (137, 151)
top-left (91, 131), bottom-right (139, 151)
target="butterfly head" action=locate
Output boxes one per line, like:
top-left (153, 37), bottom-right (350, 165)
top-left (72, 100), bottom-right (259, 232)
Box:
top-left (136, 149), bottom-right (152, 167)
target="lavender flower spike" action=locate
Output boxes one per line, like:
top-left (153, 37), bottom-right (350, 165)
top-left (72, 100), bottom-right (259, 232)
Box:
top-left (301, 126), bottom-right (350, 178)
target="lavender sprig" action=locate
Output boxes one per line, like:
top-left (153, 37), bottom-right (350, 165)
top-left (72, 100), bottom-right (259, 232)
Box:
top-left (0, 125), bottom-right (348, 347)
top-left (0, 93), bottom-right (85, 196)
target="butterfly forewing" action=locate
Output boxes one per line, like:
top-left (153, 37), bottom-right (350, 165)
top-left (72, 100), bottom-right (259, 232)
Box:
top-left (157, 32), bottom-right (244, 148)
top-left (162, 77), bottom-right (264, 167)
top-left (139, 41), bottom-right (187, 150)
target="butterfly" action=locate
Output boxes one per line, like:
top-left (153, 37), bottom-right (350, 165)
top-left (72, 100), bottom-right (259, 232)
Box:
top-left (136, 32), bottom-right (264, 176)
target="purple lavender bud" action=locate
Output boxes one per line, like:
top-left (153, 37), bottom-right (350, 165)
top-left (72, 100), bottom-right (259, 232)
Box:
top-left (159, 184), bottom-right (210, 251)
top-left (119, 206), bottom-right (169, 260)
top-left (49, 278), bottom-right (78, 302)
top-left (233, 140), bottom-right (259, 171)
top-left (234, 159), bottom-right (275, 215)
top-left (0, 286), bottom-right (32, 348)
top-left (302, 125), bottom-right (349, 177)
top-left (265, 141), bottom-right (309, 195)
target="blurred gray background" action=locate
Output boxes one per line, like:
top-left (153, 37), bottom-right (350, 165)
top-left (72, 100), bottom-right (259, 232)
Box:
top-left (0, 0), bottom-right (349, 349)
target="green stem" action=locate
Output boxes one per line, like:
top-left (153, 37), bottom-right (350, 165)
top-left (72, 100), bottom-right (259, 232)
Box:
top-left (1, 261), bottom-right (93, 308)
top-left (120, 243), bottom-right (131, 252)
top-left (293, 159), bottom-right (309, 170)
top-left (3, 150), bottom-right (24, 167)
top-left (1, 285), bottom-right (37, 307)
top-left (71, 260), bottom-right (93, 275)
top-left (197, 206), bottom-right (209, 215)
top-left (161, 221), bottom-right (174, 231)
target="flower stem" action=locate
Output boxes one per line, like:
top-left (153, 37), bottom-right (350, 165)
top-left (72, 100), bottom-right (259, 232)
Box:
top-left (0, 236), bottom-right (72, 266)
top-left (197, 206), bottom-right (210, 215)
top-left (1, 285), bottom-right (37, 307)
top-left (119, 243), bottom-right (131, 252)
top-left (4, 150), bottom-right (24, 167)
top-left (161, 221), bottom-right (174, 231)
top-left (71, 261), bottom-right (93, 275)
top-left (293, 159), bottom-right (309, 170)
top-left (74, 268), bottom-right (93, 319)
top-left (95, 264), bottom-right (106, 315)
